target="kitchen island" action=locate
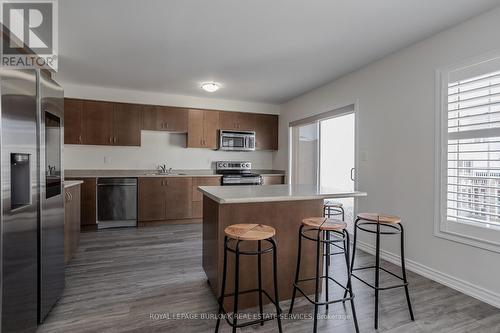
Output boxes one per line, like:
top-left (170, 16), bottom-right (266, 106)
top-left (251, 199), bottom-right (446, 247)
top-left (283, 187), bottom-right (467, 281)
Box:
top-left (199, 184), bottom-right (367, 309)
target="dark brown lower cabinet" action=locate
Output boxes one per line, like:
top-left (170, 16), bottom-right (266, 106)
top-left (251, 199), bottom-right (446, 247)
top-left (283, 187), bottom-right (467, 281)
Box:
top-left (165, 178), bottom-right (192, 219)
top-left (192, 177), bottom-right (221, 218)
top-left (138, 178), bottom-right (166, 221)
top-left (65, 178), bottom-right (97, 228)
top-left (138, 177), bottom-right (194, 223)
top-left (262, 175), bottom-right (285, 185)
top-left (64, 184), bottom-right (81, 264)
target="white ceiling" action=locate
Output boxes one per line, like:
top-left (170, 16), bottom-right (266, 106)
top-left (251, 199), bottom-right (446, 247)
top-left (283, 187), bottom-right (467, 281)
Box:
top-left (57, 0), bottom-right (500, 104)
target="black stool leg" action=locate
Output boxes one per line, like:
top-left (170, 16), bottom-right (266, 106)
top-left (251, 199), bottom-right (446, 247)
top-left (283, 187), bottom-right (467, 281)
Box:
top-left (374, 222), bottom-right (381, 330)
top-left (344, 218), bottom-right (359, 301)
top-left (400, 224), bottom-right (415, 321)
top-left (340, 206), bottom-right (345, 221)
top-left (257, 240), bottom-right (264, 326)
top-left (270, 238), bottom-right (283, 333)
top-left (289, 225), bottom-right (304, 314)
top-left (215, 237), bottom-right (229, 333)
top-left (232, 241), bottom-right (241, 333)
top-left (344, 231), bottom-right (359, 333)
top-left (313, 229), bottom-right (322, 333)
top-left (326, 230), bottom-right (331, 267)
top-left (324, 231), bottom-right (330, 310)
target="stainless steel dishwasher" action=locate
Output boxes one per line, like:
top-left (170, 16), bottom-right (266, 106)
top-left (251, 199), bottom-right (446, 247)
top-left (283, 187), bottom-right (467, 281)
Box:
top-left (97, 178), bottom-right (137, 229)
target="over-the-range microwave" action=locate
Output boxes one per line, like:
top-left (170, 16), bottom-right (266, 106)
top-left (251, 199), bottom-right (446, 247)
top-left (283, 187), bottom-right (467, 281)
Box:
top-left (219, 130), bottom-right (256, 151)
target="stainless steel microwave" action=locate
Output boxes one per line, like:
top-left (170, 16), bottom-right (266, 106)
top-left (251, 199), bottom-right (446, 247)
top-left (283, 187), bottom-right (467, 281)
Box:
top-left (219, 130), bottom-right (256, 151)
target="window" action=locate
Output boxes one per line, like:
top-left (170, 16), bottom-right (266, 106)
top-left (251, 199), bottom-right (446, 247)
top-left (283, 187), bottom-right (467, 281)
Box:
top-left (436, 54), bottom-right (500, 252)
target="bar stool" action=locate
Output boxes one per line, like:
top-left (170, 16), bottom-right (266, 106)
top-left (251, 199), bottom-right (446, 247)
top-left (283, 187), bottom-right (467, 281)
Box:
top-left (345, 213), bottom-right (415, 329)
top-left (323, 201), bottom-right (346, 267)
top-left (324, 200), bottom-right (345, 220)
top-left (289, 217), bottom-right (359, 333)
top-left (215, 224), bottom-right (283, 333)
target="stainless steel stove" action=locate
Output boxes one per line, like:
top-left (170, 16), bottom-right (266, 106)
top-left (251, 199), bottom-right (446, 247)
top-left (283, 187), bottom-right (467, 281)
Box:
top-left (216, 161), bottom-right (263, 186)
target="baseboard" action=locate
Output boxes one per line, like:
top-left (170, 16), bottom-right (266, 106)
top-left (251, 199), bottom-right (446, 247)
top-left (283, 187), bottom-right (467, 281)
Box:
top-left (356, 240), bottom-right (500, 309)
top-left (138, 218), bottom-right (202, 227)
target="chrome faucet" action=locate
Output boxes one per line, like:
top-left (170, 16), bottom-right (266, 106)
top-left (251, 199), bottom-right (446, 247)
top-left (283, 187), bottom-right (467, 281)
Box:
top-left (157, 164), bottom-right (173, 174)
top-left (158, 164), bottom-right (167, 173)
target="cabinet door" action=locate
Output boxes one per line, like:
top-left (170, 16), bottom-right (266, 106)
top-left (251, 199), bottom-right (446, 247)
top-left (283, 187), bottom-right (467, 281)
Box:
top-left (64, 99), bottom-right (84, 144)
top-left (141, 105), bottom-right (157, 130)
top-left (138, 178), bottom-right (166, 221)
top-left (83, 100), bottom-right (114, 145)
top-left (255, 114), bottom-right (278, 150)
top-left (157, 106), bottom-right (188, 132)
top-left (187, 109), bottom-right (204, 148)
top-left (192, 177), bottom-right (221, 201)
top-left (219, 112), bottom-right (239, 130)
top-left (237, 112), bottom-right (256, 131)
top-left (165, 177), bottom-right (192, 220)
top-left (65, 178), bottom-right (96, 226)
top-left (192, 177), bottom-right (220, 218)
top-left (203, 110), bottom-right (219, 149)
top-left (262, 175), bottom-right (285, 185)
top-left (113, 103), bottom-right (141, 146)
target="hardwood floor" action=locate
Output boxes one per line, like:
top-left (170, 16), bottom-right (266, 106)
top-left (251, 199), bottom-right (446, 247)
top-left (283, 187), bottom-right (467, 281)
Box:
top-left (38, 224), bottom-right (500, 333)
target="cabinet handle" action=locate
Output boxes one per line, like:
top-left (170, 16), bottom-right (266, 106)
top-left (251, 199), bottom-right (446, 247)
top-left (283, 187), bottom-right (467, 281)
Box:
top-left (109, 137), bottom-right (112, 143)
top-left (114, 137), bottom-right (117, 143)
top-left (78, 135), bottom-right (82, 143)
top-left (165, 122), bottom-right (169, 129)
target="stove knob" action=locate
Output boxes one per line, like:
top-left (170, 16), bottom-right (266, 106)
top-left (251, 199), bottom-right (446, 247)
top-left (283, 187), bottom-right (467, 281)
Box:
top-left (223, 163), bottom-right (228, 168)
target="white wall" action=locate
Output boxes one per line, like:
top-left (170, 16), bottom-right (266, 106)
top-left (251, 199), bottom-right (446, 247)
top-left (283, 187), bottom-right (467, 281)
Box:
top-left (64, 131), bottom-right (274, 170)
top-left (60, 82), bottom-right (279, 170)
top-left (275, 7), bottom-right (500, 306)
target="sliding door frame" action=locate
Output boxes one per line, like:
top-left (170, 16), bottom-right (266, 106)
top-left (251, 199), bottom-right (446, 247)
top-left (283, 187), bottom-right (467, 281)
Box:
top-left (288, 99), bottom-right (360, 194)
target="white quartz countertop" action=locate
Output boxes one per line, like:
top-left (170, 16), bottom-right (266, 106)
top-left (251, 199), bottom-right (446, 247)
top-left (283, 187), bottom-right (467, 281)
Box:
top-left (65, 169), bottom-right (285, 178)
top-left (198, 184), bottom-right (367, 204)
top-left (64, 180), bottom-right (83, 189)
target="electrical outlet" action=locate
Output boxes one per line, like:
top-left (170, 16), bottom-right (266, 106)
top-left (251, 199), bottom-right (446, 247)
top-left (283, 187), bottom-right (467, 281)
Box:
top-left (104, 156), bottom-right (110, 164)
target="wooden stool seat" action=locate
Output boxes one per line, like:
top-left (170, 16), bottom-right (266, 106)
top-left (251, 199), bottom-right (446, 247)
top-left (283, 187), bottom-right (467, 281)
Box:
top-left (357, 213), bottom-right (401, 224)
top-left (224, 223), bottom-right (276, 241)
top-left (302, 217), bottom-right (347, 231)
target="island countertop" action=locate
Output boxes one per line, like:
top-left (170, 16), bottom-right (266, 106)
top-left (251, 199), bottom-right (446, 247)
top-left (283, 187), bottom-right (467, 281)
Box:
top-left (198, 184), bottom-right (367, 204)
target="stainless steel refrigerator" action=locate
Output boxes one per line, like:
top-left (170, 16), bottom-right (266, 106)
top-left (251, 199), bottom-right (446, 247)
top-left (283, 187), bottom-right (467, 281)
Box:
top-left (0, 68), bottom-right (64, 332)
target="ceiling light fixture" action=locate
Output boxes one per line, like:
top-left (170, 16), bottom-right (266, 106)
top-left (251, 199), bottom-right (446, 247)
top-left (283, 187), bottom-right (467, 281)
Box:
top-left (201, 82), bottom-right (221, 93)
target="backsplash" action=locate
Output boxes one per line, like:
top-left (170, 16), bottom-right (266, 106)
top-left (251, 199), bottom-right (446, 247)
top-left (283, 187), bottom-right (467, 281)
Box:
top-left (64, 131), bottom-right (274, 170)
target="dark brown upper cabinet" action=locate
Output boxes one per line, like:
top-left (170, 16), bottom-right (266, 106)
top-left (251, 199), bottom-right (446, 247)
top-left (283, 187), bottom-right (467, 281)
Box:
top-left (141, 105), bottom-right (188, 132)
top-left (64, 98), bottom-right (279, 150)
top-left (219, 112), bottom-right (256, 131)
top-left (83, 100), bottom-right (114, 145)
top-left (254, 114), bottom-right (278, 150)
top-left (187, 109), bottom-right (219, 149)
top-left (64, 99), bottom-right (141, 146)
top-left (64, 99), bottom-right (84, 144)
top-left (113, 103), bottom-right (142, 146)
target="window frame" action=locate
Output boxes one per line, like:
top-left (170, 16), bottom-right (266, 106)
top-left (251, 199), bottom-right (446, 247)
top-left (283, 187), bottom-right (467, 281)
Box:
top-left (435, 50), bottom-right (500, 253)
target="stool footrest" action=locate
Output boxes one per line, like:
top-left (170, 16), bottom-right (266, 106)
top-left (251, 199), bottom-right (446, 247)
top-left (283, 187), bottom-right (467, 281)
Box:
top-left (293, 284), bottom-right (354, 306)
top-left (351, 273), bottom-right (408, 291)
top-left (293, 276), bottom-right (354, 306)
top-left (219, 288), bottom-right (282, 311)
top-left (352, 265), bottom-right (405, 281)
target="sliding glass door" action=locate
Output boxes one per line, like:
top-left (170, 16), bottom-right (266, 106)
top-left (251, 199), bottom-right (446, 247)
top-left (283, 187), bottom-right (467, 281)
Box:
top-left (290, 106), bottom-right (356, 222)
top-left (290, 122), bottom-right (319, 185)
